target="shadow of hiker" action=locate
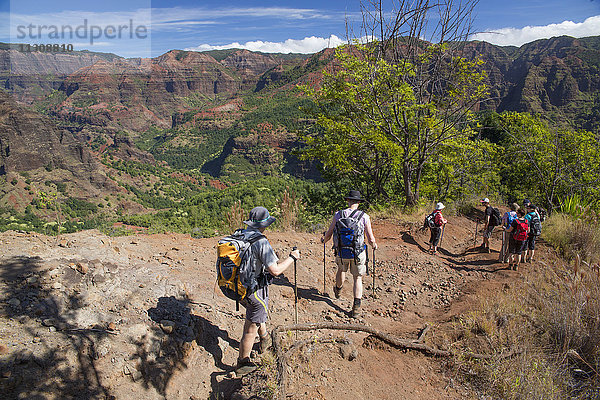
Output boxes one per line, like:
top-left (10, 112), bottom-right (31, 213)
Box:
top-left (271, 273), bottom-right (348, 315)
top-left (437, 247), bottom-right (465, 258)
top-left (138, 295), bottom-right (201, 396)
top-left (401, 231), bottom-right (429, 253)
top-left (297, 287), bottom-right (348, 315)
top-left (442, 256), bottom-right (505, 273)
top-left (0, 255), bottom-right (112, 400)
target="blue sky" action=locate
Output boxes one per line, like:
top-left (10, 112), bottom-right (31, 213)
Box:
top-left (1, 0), bottom-right (599, 57)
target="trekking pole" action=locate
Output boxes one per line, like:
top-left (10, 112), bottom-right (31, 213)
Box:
top-left (500, 230), bottom-right (505, 262)
top-left (474, 218), bottom-right (479, 246)
top-left (372, 247), bottom-right (376, 298)
top-left (365, 245), bottom-right (370, 276)
top-left (322, 234), bottom-right (326, 295)
top-left (293, 246), bottom-right (298, 326)
top-left (440, 224), bottom-right (445, 247)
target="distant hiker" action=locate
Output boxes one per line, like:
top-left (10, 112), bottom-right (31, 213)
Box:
top-left (321, 190), bottom-right (377, 318)
top-left (426, 202), bottom-right (447, 255)
top-left (480, 198), bottom-right (501, 253)
top-left (524, 203), bottom-right (542, 263)
top-left (504, 208), bottom-right (529, 270)
top-left (219, 206), bottom-right (300, 377)
top-left (500, 203), bottom-right (520, 262)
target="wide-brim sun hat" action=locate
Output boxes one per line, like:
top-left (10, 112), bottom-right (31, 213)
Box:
top-left (435, 202), bottom-right (445, 210)
top-left (344, 190), bottom-right (365, 202)
top-left (244, 206), bottom-right (276, 229)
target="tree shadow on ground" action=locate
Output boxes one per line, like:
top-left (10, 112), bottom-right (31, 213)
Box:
top-left (442, 256), bottom-right (507, 273)
top-left (144, 295), bottom-right (244, 399)
top-left (0, 256), bottom-right (112, 400)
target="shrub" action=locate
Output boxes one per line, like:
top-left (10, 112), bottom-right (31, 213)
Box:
top-left (276, 187), bottom-right (301, 231)
top-left (543, 213), bottom-right (600, 262)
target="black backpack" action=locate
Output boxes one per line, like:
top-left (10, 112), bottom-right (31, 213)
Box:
top-left (333, 209), bottom-right (366, 260)
top-left (529, 213), bottom-right (542, 236)
top-left (424, 212), bottom-right (436, 229)
top-left (489, 207), bottom-right (501, 226)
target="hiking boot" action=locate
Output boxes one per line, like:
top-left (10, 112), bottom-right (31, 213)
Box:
top-left (333, 285), bottom-right (342, 299)
top-left (351, 303), bottom-right (362, 318)
top-left (235, 357), bottom-right (257, 377)
top-left (258, 335), bottom-right (270, 354)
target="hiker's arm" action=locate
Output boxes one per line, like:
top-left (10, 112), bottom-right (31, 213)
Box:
top-left (321, 217), bottom-right (336, 243)
top-left (365, 217), bottom-right (377, 249)
top-left (267, 249), bottom-right (300, 276)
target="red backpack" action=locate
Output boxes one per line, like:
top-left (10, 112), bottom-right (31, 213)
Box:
top-left (513, 219), bottom-right (529, 241)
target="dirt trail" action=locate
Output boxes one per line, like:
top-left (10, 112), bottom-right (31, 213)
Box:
top-left (0, 213), bottom-right (534, 400)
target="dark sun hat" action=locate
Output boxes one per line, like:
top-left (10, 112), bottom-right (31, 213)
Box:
top-left (344, 190), bottom-right (365, 202)
top-left (244, 206), bottom-right (276, 229)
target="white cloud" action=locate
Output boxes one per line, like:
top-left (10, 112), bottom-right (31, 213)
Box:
top-left (185, 35), bottom-right (348, 54)
top-left (471, 15), bottom-right (600, 47)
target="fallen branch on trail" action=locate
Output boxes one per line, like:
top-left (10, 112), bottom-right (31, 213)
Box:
top-left (270, 322), bottom-right (519, 400)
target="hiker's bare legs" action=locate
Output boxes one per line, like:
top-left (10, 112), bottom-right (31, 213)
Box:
top-left (239, 320), bottom-right (266, 360)
top-left (353, 274), bottom-right (363, 299)
top-left (336, 268), bottom-right (345, 290)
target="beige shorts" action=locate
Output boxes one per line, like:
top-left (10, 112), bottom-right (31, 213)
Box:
top-left (335, 250), bottom-right (367, 277)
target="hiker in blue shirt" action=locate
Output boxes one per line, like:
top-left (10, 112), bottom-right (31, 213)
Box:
top-left (524, 203), bottom-right (542, 263)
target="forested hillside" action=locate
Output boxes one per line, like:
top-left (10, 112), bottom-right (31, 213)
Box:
top-left (0, 35), bottom-right (599, 233)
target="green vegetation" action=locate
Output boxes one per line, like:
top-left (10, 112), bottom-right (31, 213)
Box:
top-left (118, 175), bottom-right (340, 235)
top-left (300, 42), bottom-right (488, 206)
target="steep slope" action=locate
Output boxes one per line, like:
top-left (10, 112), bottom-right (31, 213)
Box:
top-left (0, 45), bottom-right (120, 104)
top-left (0, 90), bottom-right (117, 210)
top-left (51, 49), bottom-right (306, 133)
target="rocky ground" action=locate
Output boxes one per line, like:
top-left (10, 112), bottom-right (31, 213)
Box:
top-left (0, 211), bottom-right (542, 399)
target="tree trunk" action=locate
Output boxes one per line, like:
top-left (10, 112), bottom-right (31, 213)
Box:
top-left (403, 164), bottom-right (417, 207)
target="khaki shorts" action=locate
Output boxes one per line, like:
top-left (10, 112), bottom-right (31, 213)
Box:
top-left (335, 250), bottom-right (367, 277)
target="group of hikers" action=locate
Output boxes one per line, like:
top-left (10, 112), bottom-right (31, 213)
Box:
top-left (426, 197), bottom-right (544, 270)
top-left (478, 197), bottom-right (544, 269)
top-left (216, 190), bottom-right (544, 377)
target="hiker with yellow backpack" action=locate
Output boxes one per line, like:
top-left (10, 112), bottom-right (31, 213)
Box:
top-left (216, 206), bottom-right (300, 377)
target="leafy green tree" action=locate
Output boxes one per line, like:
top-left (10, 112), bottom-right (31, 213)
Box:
top-left (299, 0), bottom-right (487, 205)
top-left (422, 135), bottom-right (503, 201)
top-left (496, 112), bottom-right (600, 209)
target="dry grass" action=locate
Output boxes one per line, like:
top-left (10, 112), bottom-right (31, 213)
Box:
top-left (275, 187), bottom-right (302, 232)
top-left (453, 213), bottom-right (600, 399)
top-left (543, 213), bottom-right (600, 263)
top-left (225, 200), bottom-right (246, 233)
